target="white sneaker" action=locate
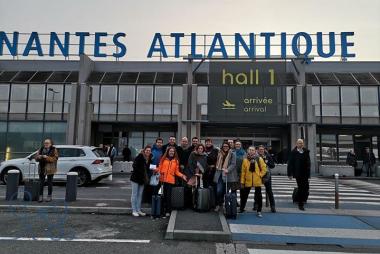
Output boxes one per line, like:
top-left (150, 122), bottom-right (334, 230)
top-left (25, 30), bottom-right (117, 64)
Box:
top-left (214, 206), bottom-right (220, 212)
top-left (165, 212), bottom-right (170, 217)
top-left (256, 212), bottom-right (263, 218)
top-left (132, 212), bottom-right (139, 217)
top-left (138, 211), bottom-right (146, 216)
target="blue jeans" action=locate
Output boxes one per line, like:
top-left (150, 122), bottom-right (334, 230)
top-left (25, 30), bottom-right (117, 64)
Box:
top-left (131, 181), bottom-right (144, 213)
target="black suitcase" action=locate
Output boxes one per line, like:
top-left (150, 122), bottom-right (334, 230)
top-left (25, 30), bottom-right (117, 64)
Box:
top-left (225, 181), bottom-right (237, 219)
top-left (208, 186), bottom-right (216, 209)
top-left (194, 188), bottom-right (210, 212)
top-left (24, 162), bottom-right (39, 201)
top-left (151, 195), bottom-right (162, 218)
top-left (171, 186), bottom-right (185, 210)
top-left (193, 176), bottom-right (210, 212)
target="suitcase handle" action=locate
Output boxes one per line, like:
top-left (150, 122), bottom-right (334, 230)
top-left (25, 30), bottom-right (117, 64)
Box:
top-left (29, 162), bottom-right (37, 180)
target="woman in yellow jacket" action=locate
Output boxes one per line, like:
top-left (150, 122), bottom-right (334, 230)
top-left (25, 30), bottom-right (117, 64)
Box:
top-left (240, 146), bottom-right (267, 217)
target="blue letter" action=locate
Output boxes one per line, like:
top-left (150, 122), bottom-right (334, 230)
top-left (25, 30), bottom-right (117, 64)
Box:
top-left (94, 32), bottom-right (107, 57)
top-left (280, 32), bottom-right (287, 59)
top-left (112, 33), bottom-right (127, 58)
top-left (260, 32), bottom-right (275, 58)
top-left (207, 33), bottom-right (227, 59)
top-left (49, 32), bottom-right (70, 57)
top-left (235, 33), bottom-right (255, 59)
top-left (23, 32), bottom-right (43, 56)
top-left (170, 33), bottom-right (184, 58)
top-left (341, 32), bottom-right (355, 58)
top-left (190, 33), bottom-right (203, 59)
top-left (317, 32), bottom-right (335, 58)
top-left (292, 32), bottom-right (312, 57)
top-left (147, 33), bottom-right (167, 58)
top-left (75, 32), bottom-right (90, 55)
top-left (0, 31), bottom-right (19, 56)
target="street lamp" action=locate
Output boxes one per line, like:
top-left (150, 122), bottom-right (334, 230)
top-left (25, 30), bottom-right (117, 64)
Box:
top-left (47, 88), bottom-right (59, 112)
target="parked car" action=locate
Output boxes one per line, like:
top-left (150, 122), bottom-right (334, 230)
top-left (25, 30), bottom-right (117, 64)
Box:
top-left (0, 145), bottom-right (112, 186)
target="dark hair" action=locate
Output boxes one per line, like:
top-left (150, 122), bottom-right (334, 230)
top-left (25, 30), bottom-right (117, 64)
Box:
top-left (234, 139), bottom-right (241, 143)
top-left (221, 141), bottom-right (230, 149)
top-left (205, 138), bottom-right (212, 143)
top-left (169, 135), bottom-right (176, 139)
top-left (155, 137), bottom-right (163, 143)
top-left (195, 143), bottom-right (205, 151)
top-left (192, 137), bottom-right (199, 141)
top-left (143, 145), bottom-right (152, 151)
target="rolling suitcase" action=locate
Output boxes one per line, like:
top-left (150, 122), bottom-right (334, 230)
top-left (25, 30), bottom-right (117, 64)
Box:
top-left (171, 186), bottom-right (185, 210)
top-left (208, 186), bottom-right (216, 209)
top-left (194, 176), bottom-right (210, 212)
top-left (24, 162), bottom-right (39, 201)
top-left (151, 195), bottom-right (163, 218)
top-left (224, 180), bottom-right (237, 219)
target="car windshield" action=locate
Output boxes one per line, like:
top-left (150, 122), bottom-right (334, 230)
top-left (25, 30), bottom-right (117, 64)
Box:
top-left (92, 148), bottom-right (106, 157)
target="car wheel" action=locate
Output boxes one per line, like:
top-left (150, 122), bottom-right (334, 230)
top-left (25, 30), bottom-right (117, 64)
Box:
top-left (1, 167), bottom-right (21, 185)
top-left (74, 168), bottom-right (90, 187)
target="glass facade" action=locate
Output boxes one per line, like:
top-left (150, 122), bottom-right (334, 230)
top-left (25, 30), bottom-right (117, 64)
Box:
top-left (0, 82), bottom-right (69, 160)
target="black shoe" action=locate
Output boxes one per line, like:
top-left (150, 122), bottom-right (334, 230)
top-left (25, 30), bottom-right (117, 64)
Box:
top-left (299, 205), bottom-right (305, 211)
top-left (271, 207), bottom-right (276, 213)
top-left (238, 209), bottom-right (245, 214)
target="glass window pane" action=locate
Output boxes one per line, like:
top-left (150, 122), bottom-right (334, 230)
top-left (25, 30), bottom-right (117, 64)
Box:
top-left (119, 86), bottom-right (135, 102)
top-left (136, 86), bottom-right (153, 114)
top-left (172, 86), bottom-right (182, 104)
top-left (155, 86), bottom-right (171, 102)
top-left (361, 87), bottom-right (379, 117)
top-left (0, 84), bottom-right (9, 100)
top-left (10, 84), bottom-right (27, 113)
top-left (338, 135), bottom-right (353, 162)
top-left (44, 122), bottom-right (66, 145)
top-left (128, 132), bottom-right (143, 158)
top-left (7, 122), bottom-right (43, 157)
top-left (101, 85), bottom-right (117, 102)
top-left (197, 86), bottom-right (208, 104)
top-left (321, 134), bottom-right (337, 162)
top-left (64, 84), bottom-right (72, 113)
top-left (29, 85), bottom-right (45, 100)
top-left (312, 86), bottom-right (320, 116)
top-left (144, 131), bottom-right (159, 147)
top-left (341, 86), bottom-right (359, 116)
top-left (322, 86), bottom-right (339, 116)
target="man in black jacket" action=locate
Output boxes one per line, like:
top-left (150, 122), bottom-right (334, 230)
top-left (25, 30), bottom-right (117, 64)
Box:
top-left (204, 138), bottom-right (219, 188)
top-left (363, 147), bottom-right (376, 177)
top-left (287, 139), bottom-right (311, 211)
top-left (258, 145), bottom-right (276, 213)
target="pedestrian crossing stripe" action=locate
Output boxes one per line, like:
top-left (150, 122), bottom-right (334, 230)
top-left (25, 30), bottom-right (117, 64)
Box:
top-left (248, 250), bottom-right (375, 254)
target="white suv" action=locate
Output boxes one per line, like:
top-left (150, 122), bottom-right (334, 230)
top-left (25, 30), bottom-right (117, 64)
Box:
top-left (0, 145), bottom-right (112, 186)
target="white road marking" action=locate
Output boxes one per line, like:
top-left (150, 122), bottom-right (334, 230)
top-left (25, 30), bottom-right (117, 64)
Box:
top-left (0, 237), bottom-right (150, 243)
top-left (248, 249), bottom-right (374, 254)
top-left (229, 224), bottom-right (380, 240)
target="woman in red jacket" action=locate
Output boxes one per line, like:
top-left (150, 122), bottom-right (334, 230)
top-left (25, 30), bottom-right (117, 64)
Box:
top-left (157, 147), bottom-right (187, 217)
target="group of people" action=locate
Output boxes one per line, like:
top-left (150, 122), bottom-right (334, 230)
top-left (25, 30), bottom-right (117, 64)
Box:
top-left (346, 147), bottom-right (377, 177)
top-left (130, 136), bottom-right (312, 218)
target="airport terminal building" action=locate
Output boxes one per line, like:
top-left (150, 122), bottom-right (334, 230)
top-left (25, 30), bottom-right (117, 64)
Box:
top-left (0, 55), bottom-right (380, 173)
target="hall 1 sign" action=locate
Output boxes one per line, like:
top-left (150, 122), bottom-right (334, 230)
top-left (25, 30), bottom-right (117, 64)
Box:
top-left (208, 61), bottom-right (288, 123)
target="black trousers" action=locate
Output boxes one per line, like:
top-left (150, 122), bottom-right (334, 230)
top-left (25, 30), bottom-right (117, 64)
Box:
top-left (39, 174), bottom-right (54, 196)
top-left (296, 177), bottom-right (309, 206)
top-left (264, 177), bottom-right (276, 208)
top-left (239, 187), bottom-right (251, 211)
top-left (254, 187), bottom-right (262, 212)
top-left (162, 183), bottom-right (173, 213)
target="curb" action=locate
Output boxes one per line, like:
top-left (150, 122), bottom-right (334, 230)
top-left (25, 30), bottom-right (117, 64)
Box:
top-left (165, 210), bottom-right (231, 242)
top-left (0, 204), bottom-right (152, 215)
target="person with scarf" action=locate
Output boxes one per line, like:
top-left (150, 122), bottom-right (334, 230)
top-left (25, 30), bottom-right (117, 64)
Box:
top-left (185, 144), bottom-right (208, 188)
top-left (130, 145), bottom-right (152, 217)
top-left (204, 138), bottom-right (219, 188)
top-left (156, 147), bottom-right (187, 217)
top-left (240, 146), bottom-right (267, 217)
top-left (36, 138), bottom-right (58, 202)
top-left (213, 141), bottom-right (237, 212)
top-left (234, 140), bottom-right (246, 178)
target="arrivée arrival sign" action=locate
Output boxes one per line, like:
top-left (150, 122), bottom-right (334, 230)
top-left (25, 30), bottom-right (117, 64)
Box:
top-left (208, 61), bottom-right (288, 123)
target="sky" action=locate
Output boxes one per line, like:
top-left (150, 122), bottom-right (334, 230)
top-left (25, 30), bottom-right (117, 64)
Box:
top-left (0, 0), bottom-right (379, 61)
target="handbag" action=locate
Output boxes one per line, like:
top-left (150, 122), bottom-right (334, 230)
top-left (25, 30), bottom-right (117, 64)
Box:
top-left (149, 173), bottom-right (160, 186)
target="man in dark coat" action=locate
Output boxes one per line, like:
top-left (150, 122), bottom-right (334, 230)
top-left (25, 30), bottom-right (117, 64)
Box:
top-left (287, 139), bottom-right (311, 211)
top-left (362, 147), bottom-right (376, 177)
top-left (204, 138), bottom-right (219, 188)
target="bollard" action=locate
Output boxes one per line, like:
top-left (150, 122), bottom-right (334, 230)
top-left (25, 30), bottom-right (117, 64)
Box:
top-left (334, 173), bottom-right (339, 209)
top-left (6, 170), bottom-right (20, 201)
top-left (65, 172), bottom-right (78, 202)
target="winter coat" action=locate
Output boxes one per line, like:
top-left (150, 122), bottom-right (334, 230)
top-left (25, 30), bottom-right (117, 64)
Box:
top-left (130, 153), bottom-right (150, 185)
top-left (158, 157), bottom-right (184, 185)
top-left (287, 147), bottom-right (311, 179)
top-left (36, 146), bottom-right (58, 175)
top-left (213, 151), bottom-right (237, 183)
top-left (185, 152), bottom-right (208, 179)
top-left (346, 152), bottom-right (357, 167)
top-left (151, 144), bottom-right (163, 166)
top-left (240, 157), bottom-right (267, 188)
top-left (260, 152), bottom-right (275, 170)
top-left (234, 148), bottom-right (246, 177)
top-left (363, 152), bottom-right (376, 166)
